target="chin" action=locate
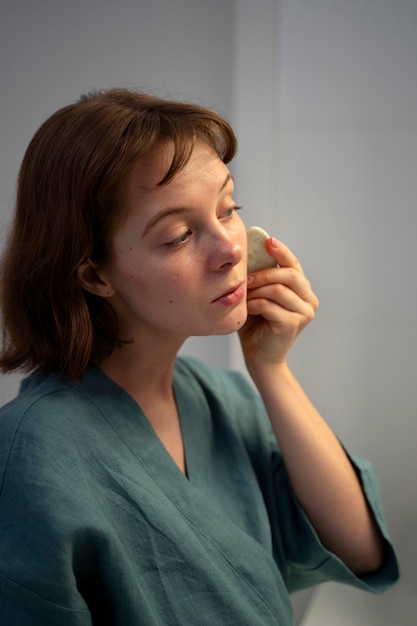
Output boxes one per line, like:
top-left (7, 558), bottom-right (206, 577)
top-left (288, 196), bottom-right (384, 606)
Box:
top-left (214, 310), bottom-right (249, 336)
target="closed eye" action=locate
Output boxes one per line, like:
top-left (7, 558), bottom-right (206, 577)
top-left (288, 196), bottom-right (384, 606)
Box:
top-left (221, 205), bottom-right (243, 219)
top-left (166, 228), bottom-right (192, 247)
top-left (165, 206), bottom-right (242, 248)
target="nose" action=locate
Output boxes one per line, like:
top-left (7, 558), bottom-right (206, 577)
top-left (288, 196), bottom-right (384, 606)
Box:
top-left (208, 223), bottom-right (243, 271)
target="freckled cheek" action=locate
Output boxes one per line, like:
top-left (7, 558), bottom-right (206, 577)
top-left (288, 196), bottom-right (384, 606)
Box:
top-left (163, 272), bottom-right (190, 306)
top-left (121, 260), bottom-right (191, 307)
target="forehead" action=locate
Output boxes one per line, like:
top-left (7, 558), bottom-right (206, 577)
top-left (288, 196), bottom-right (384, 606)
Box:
top-left (129, 142), bottom-right (176, 190)
top-left (126, 139), bottom-right (228, 197)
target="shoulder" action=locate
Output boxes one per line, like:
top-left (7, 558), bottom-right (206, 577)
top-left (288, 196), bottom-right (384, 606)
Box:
top-left (0, 368), bottom-right (107, 489)
top-left (0, 371), bottom-right (70, 457)
top-left (0, 369), bottom-right (99, 435)
top-left (0, 364), bottom-right (121, 426)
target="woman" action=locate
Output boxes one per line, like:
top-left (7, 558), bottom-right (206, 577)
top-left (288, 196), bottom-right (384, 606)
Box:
top-left (0, 88), bottom-right (398, 625)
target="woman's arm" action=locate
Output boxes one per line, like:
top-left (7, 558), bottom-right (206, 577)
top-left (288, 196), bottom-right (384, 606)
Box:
top-left (239, 238), bottom-right (385, 573)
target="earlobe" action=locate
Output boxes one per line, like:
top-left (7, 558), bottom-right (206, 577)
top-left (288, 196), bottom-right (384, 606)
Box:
top-left (77, 260), bottom-right (115, 297)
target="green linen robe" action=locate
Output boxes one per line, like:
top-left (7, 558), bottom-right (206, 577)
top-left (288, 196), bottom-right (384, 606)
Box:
top-left (0, 357), bottom-right (398, 624)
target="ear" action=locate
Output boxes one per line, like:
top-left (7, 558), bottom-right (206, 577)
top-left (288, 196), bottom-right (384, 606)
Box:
top-left (77, 260), bottom-right (115, 298)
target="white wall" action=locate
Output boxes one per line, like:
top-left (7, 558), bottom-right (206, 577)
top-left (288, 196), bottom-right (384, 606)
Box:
top-left (1, 0), bottom-right (415, 623)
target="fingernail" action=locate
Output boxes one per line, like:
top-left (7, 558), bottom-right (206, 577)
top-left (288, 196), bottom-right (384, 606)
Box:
top-left (270, 237), bottom-right (280, 248)
top-left (247, 274), bottom-right (255, 284)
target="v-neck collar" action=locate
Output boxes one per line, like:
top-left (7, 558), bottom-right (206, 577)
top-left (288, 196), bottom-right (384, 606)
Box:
top-left (74, 362), bottom-right (268, 535)
top-left (76, 361), bottom-right (209, 485)
top-left (172, 361), bottom-right (214, 484)
top-left (70, 361), bottom-right (277, 577)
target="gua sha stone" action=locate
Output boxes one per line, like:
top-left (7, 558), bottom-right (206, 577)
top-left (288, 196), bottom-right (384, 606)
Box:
top-left (246, 226), bottom-right (276, 272)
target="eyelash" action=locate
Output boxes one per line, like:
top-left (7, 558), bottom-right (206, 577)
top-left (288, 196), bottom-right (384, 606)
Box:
top-left (166, 205), bottom-right (243, 248)
top-left (167, 228), bottom-right (193, 247)
top-left (224, 205), bottom-right (243, 218)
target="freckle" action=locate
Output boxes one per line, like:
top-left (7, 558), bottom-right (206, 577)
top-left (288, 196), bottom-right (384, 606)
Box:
top-left (168, 299), bottom-right (174, 304)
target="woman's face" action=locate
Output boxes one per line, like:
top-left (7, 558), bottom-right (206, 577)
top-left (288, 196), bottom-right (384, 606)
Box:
top-left (100, 139), bottom-right (248, 346)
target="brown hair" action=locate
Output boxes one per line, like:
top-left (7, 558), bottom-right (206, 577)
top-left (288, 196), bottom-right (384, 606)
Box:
top-left (0, 88), bottom-right (237, 379)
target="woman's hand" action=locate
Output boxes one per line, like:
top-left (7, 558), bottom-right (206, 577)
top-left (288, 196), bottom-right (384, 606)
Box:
top-left (239, 238), bottom-right (319, 368)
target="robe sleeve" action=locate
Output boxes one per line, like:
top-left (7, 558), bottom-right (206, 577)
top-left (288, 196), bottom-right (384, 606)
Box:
top-left (269, 444), bottom-right (399, 594)
top-left (181, 359), bottom-right (399, 596)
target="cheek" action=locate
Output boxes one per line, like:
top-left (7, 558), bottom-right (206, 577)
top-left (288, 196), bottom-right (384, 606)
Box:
top-left (163, 271), bottom-right (189, 303)
top-left (237, 221), bottom-right (248, 253)
top-left (111, 251), bottom-right (196, 308)
top-left (165, 276), bottom-right (181, 305)
top-left (146, 269), bottom-right (185, 305)
top-left (229, 216), bottom-right (248, 256)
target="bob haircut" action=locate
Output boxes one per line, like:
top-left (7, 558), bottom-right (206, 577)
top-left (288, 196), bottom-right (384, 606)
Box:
top-left (0, 88), bottom-right (237, 379)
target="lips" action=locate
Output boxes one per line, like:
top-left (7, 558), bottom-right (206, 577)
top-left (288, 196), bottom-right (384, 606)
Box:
top-left (212, 281), bottom-right (246, 305)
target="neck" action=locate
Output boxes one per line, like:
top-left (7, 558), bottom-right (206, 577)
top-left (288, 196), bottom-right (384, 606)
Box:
top-left (99, 340), bottom-right (180, 401)
top-left (99, 338), bottom-right (188, 476)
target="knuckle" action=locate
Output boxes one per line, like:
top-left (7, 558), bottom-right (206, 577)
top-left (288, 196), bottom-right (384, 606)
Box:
top-left (273, 283), bottom-right (287, 297)
top-left (287, 267), bottom-right (299, 282)
top-left (307, 307), bottom-right (316, 321)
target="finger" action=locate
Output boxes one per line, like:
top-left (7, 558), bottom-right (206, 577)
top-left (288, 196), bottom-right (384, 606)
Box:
top-left (246, 299), bottom-right (316, 337)
top-left (264, 238), bottom-right (305, 274)
top-left (247, 269), bottom-right (319, 311)
top-left (247, 284), bottom-right (317, 319)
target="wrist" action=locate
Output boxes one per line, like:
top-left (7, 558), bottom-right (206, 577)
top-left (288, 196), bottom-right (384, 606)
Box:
top-left (245, 356), bottom-right (291, 392)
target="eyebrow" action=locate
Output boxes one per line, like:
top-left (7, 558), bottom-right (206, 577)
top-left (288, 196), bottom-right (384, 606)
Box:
top-left (142, 172), bottom-right (233, 236)
top-left (220, 172), bottom-right (233, 192)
